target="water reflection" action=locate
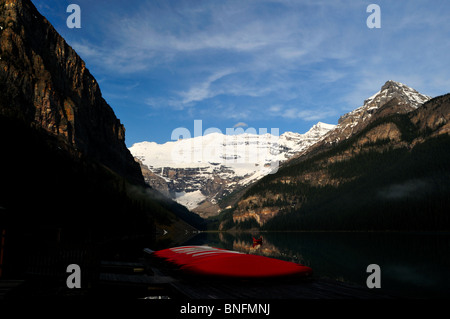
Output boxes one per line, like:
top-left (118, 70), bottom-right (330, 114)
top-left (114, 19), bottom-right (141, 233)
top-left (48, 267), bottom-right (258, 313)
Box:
top-left (185, 231), bottom-right (450, 298)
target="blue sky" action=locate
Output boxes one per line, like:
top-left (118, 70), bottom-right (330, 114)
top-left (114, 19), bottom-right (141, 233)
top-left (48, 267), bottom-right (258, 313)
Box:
top-left (31, 0), bottom-right (450, 146)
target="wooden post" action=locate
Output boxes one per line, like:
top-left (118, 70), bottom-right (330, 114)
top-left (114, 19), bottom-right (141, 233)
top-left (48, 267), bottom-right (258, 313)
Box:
top-left (0, 229), bottom-right (5, 278)
top-left (56, 227), bottom-right (61, 243)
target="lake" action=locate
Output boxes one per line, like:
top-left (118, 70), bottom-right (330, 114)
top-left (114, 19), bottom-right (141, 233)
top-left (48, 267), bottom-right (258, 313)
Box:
top-left (181, 231), bottom-right (450, 299)
top-left (2, 228), bottom-right (449, 299)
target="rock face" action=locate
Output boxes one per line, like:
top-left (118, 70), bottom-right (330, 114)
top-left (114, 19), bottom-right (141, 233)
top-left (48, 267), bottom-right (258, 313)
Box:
top-left (410, 93), bottom-right (450, 138)
top-left (135, 158), bottom-right (170, 197)
top-left (0, 0), bottom-right (143, 185)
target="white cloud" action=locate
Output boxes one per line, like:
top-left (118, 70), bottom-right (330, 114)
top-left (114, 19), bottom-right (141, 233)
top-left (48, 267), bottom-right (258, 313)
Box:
top-left (72, 0), bottom-right (350, 73)
top-left (269, 105), bottom-right (282, 113)
top-left (179, 69), bottom-right (237, 105)
top-left (264, 103), bottom-right (339, 121)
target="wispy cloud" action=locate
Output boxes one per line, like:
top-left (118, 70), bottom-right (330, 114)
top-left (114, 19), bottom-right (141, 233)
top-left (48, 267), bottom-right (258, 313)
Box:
top-left (73, 1), bottom-right (359, 74)
top-left (278, 107), bottom-right (339, 121)
top-left (179, 69), bottom-right (237, 105)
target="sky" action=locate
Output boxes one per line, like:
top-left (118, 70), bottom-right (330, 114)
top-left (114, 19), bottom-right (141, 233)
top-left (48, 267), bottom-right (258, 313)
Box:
top-left (31, 0), bottom-right (450, 146)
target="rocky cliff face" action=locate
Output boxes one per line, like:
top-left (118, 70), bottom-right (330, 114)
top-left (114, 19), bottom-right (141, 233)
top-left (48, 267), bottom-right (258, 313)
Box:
top-left (0, 0), bottom-right (143, 185)
top-left (0, 0), bottom-right (184, 235)
top-left (410, 93), bottom-right (450, 138)
top-left (135, 158), bottom-right (170, 197)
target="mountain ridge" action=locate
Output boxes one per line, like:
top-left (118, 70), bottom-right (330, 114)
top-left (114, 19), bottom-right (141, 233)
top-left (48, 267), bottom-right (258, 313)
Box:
top-left (285, 80), bottom-right (432, 165)
top-left (215, 81), bottom-right (450, 231)
top-left (129, 121), bottom-right (336, 217)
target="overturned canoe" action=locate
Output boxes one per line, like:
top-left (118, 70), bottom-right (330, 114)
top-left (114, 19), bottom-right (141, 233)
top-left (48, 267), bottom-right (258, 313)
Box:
top-left (150, 245), bottom-right (313, 279)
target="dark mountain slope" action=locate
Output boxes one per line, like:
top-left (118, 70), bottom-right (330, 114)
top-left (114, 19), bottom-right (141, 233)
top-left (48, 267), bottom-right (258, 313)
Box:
top-left (218, 91), bottom-right (450, 231)
top-left (0, 0), bottom-right (205, 238)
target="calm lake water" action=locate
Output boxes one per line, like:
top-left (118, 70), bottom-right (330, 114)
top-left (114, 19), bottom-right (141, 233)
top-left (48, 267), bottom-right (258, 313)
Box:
top-left (2, 228), bottom-right (449, 299)
top-left (182, 231), bottom-right (450, 299)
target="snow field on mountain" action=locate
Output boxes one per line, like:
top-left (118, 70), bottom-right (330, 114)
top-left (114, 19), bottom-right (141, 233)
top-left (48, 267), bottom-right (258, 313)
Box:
top-left (128, 122), bottom-right (336, 210)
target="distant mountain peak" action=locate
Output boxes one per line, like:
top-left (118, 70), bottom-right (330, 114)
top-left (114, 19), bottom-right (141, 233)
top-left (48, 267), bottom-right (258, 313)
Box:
top-left (364, 80), bottom-right (431, 109)
top-left (298, 80), bottom-right (432, 149)
top-left (328, 81), bottom-right (431, 139)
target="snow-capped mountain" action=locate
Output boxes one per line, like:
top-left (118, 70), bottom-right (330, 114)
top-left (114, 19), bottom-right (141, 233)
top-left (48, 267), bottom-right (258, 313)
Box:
top-left (129, 122), bottom-right (335, 216)
top-left (321, 80), bottom-right (432, 145)
top-left (340, 80), bottom-right (430, 124)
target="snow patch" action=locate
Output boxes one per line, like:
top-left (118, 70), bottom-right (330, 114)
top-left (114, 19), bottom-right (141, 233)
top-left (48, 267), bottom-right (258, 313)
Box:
top-left (175, 190), bottom-right (206, 210)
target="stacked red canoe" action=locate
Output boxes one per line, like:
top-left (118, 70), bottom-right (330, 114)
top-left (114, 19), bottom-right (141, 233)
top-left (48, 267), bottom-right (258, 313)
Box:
top-left (151, 245), bottom-right (313, 279)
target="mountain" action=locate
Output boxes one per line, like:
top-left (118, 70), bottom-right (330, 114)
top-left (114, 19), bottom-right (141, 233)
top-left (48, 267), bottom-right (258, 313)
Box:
top-left (0, 0), bottom-right (203, 239)
top-left (129, 122), bottom-right (335, 217)
top-left (323, 80), bottom-right (430, 142)
top-left (0, 0), bottom-right (144, 185)
top-left (290, 80), bottom-right (432, 161)
top-left (217, 81), bottom-right (450, 231)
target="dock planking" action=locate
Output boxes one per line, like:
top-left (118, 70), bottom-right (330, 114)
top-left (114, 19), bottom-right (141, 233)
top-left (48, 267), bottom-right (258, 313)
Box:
top-left (0, 250), bottom-right (394, 300)
top-left (146, 270), bottom-right (393, 299)
top-left (0, 280), bottom-right (24, 300)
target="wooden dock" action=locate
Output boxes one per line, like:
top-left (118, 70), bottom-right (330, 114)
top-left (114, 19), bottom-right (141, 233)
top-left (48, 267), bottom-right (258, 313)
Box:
top-left (88, 248), bottom-right (395, 299)
top-left (158, 276), bottom-right (392, 299)
top-left (136, 249), bottom-right (393, 299)
top-left (0, 280), bottom-right (24, 300)
top-left (0, 248), bottom-right (395, 300)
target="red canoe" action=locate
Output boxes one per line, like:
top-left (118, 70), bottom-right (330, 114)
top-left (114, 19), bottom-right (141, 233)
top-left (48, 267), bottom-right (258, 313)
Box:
top-left (150, 245), bottom-right (313, 279)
